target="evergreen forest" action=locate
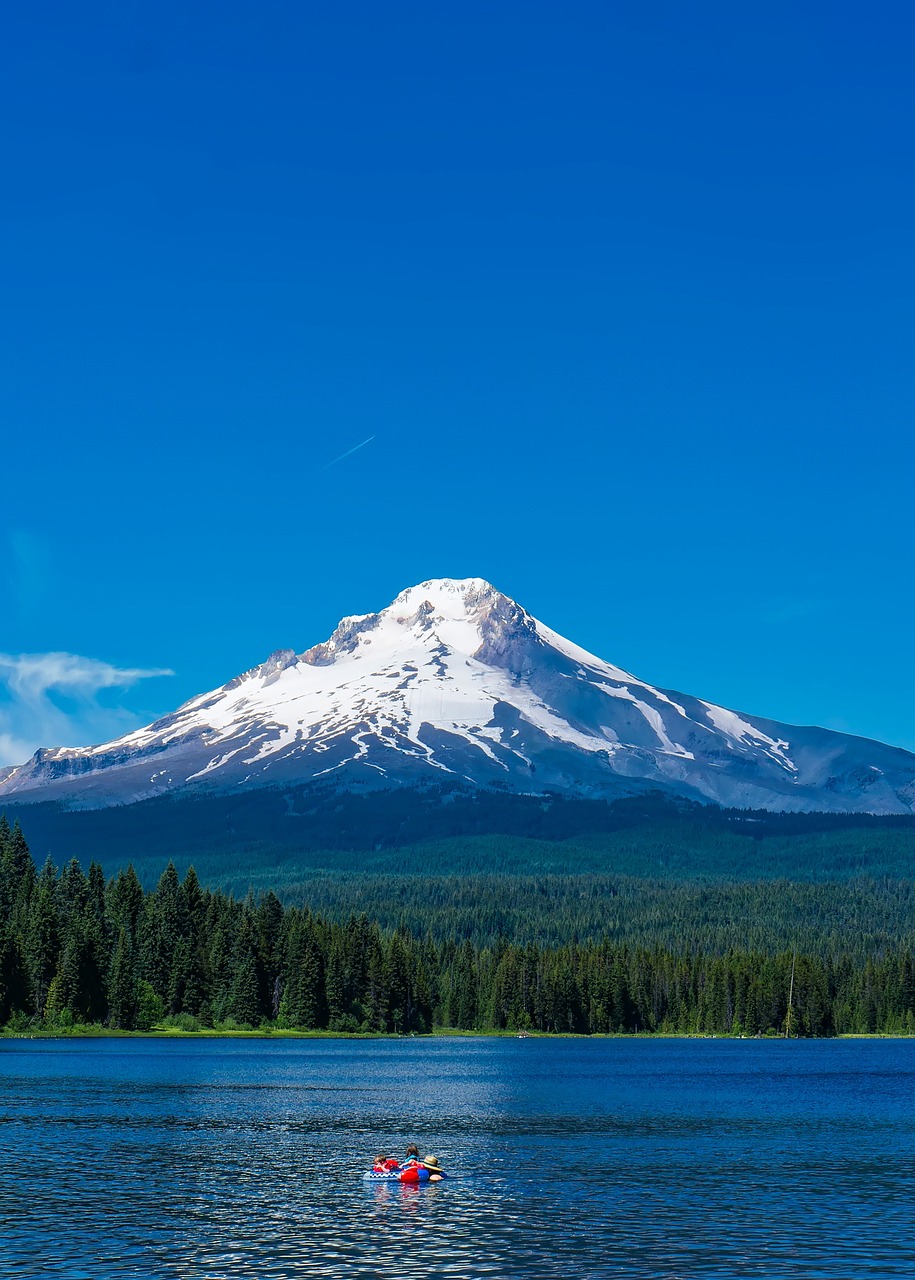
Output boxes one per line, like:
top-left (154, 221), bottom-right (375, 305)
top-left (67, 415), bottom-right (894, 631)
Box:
top-left (3, 816), bottom-right (915, 1039)
top-left (12, 784), bottom-right (915, 888)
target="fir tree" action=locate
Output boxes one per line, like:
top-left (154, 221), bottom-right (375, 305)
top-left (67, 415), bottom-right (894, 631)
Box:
top-left (25, 857), bottom-right (60, 1016)
top-left (228, 949), bottom-right (261, 1026)
top-left (108, 927), bottom-right (138, 1029)
top-left (0, 926), bottom-right (30, 1023)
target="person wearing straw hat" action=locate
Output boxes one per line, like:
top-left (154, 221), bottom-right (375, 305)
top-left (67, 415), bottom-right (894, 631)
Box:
top-left (421, 1155), bottom-right (446, 1182)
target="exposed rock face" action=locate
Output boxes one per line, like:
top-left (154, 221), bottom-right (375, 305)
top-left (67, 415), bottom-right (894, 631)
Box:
top-left (2, 577), bottom-right (914, 814)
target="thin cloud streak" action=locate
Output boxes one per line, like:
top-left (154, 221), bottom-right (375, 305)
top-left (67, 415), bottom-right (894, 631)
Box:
top-left (320, 435), bottom-right (376, 470)
top-left (0, 652), bottom-right (173, 766)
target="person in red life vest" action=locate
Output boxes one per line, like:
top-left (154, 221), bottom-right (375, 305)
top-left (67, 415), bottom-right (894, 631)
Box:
top-left (372, 1153), bottom-right (401, 1173)
top-left (399, 1157), bottom-right (424, 1182)
top-left (398, 1144), bottom-right (422, 1182)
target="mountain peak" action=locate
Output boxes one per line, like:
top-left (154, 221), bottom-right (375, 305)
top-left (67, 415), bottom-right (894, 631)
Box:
top-left (390, 577), bottom-right (502, 617)
top-left (2, 577), bottom-right (915, 815)
top-left (301, 577), bottom-right (512, 668)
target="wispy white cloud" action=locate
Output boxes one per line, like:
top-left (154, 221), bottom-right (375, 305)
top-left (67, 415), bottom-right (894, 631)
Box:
top-left (0, 652), bottom-right (173, 766)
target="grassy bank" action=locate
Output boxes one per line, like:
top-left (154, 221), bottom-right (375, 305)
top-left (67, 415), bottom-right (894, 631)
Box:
top-left (5, 1023), bottom-right (911, 1040)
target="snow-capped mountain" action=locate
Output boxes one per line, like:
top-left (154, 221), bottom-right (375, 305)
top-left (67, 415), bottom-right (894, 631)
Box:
top-left (2, 578), bottom-right (914, 813)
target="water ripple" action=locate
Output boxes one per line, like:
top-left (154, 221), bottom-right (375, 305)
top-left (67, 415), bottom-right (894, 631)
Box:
top-left (2, 1038), bottom-right (914, 1278)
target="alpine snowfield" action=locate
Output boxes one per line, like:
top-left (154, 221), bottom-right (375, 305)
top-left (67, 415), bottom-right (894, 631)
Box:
top-left (1, 578), bottom-right (914, 813)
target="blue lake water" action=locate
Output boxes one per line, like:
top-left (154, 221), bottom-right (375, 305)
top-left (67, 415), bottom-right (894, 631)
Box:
top-left (1, 1037), bottom-right (914, 1278)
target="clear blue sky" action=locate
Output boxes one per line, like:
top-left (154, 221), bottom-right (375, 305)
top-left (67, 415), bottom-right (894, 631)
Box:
top-left (2, 1), bottom-right (914, 763)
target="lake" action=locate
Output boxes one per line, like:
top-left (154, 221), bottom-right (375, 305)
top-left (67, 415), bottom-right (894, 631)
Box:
top-left (1, 1037), bottom-right (913, 1278)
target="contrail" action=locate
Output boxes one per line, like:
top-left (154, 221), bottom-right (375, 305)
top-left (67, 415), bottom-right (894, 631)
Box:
top-left (321, 435), bottom-right (376, 470)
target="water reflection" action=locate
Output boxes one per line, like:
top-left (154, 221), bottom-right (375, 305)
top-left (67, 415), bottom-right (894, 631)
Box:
top-left (1, 1038), bottom-right (915, 1277)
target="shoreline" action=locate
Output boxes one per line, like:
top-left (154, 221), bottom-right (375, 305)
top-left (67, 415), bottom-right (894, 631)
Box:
top-left (3, 1027), bottom-right (913, 1042)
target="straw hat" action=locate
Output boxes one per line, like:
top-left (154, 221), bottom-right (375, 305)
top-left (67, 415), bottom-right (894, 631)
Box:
top-left (423, 1155), bottom-right (442, 1170)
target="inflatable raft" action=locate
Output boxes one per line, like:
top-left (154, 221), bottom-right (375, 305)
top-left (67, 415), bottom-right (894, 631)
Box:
top-left (363, 1166), bottom-right (445, 1183)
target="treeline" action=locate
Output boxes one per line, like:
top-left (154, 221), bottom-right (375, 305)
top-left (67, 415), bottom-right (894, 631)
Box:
top-left (234, 871), bottom-right (915, 957)
top-left (2, 819), bottom-right (915, 1036)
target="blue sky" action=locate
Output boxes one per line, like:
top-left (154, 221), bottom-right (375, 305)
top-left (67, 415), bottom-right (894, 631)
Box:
top-left (2, 1), bottom-right (914, 762)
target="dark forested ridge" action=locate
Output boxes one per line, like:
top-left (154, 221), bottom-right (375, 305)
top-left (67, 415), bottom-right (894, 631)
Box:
top-left (3, 817), bottom-right (915, 1038)
top-left (258, 872), bottom-right (915, 957)
top-left (9, 784), bottom-right (915, 890)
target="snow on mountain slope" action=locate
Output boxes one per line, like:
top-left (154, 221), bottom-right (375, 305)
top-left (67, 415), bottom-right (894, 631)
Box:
top-left (2, 578), bottom-right (914, 813)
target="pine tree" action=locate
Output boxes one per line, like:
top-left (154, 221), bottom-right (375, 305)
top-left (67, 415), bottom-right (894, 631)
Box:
top-left (228, 950), bottom-right (261, 1027)
top-left (364, 928), bottom-right (388, 1031)
top-left (107, 865), bottom-right (144, 941)
top-left (8, 823), bottom-right (34, 892)
top-left (0, 926), bottom-right (30, 1023)
top-left (386, 933), bottom-right (411, 1033)
top-left (45, 916), bottom-right (85, 1021)
top-left (25, 857), bottom-right (60, 1017)
top-left (449, 939), bottom-right (478, 1029)
top-left (59, 858), bottom-right (88, 932)
top-left (205, 918), bottom-right (234, 1022)
top-left (280, 915), bottom-right (321, 1028)
top-left (80, 907), bottom-right (109, 1023)
top-left (0, 819), bottom-right (35, 924)
top-left (141, 862), bottom-right (188, 998)
top-left (167, 938), bottom-right (191, 1015)
top-left (86, 862), bottom-right (107, 929)
top-left (325, 937), bottom-right (346, 1029)
top-left (182, 867), bottom-right (205, 928)
top-left (108, 927), bottom-right (138, 1029)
